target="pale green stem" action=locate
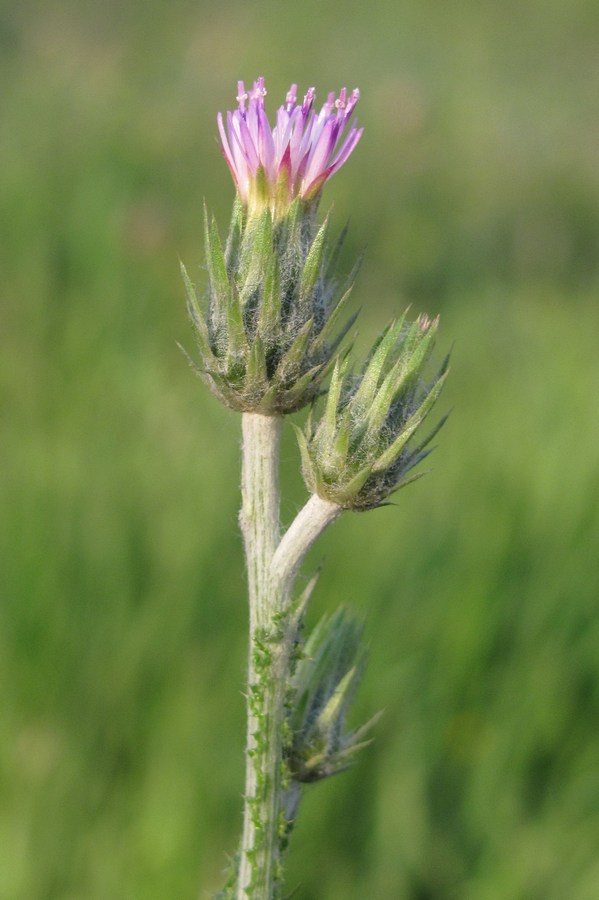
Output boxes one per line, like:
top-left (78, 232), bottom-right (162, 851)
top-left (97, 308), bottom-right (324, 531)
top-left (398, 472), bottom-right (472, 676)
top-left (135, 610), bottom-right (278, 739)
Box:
top-left (237, 412), bottom-right (282, 900)
top-left (236, 413), bottom-right (341, 899)
top-left (271, 493), bottom-right (341, 602)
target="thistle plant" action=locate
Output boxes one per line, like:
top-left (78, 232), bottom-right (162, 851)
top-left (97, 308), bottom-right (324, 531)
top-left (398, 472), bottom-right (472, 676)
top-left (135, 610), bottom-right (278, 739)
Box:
top-left (183, 77), bottom-right (448, 899)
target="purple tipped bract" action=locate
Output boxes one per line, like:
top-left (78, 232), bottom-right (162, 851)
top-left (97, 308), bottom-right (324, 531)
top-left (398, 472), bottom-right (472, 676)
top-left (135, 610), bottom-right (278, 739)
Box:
top-left (217, 76), bottom-right (363, 217)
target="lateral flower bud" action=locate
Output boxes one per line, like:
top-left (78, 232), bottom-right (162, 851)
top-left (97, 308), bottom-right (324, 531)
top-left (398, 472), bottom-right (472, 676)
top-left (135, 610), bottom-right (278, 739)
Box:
top-left (182, 198), bottom-right (359, 415)
top-left (287, 607), bottom-right (380, 783)
top-left (218, 77), bottom-right (362, 221)
top-left (294, 313), bottom-right (449, 510)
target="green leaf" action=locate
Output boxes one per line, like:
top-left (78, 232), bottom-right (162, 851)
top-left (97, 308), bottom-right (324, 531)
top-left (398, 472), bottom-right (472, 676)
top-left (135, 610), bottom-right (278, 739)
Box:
top-left (289, 569), bottom-right (321, 628)
top-left (276, 197), bottom-right (302, 252)
top-left (202, 370), bottom-right (243, 410)
top-left (334, 465), bottom-right (373, 505)
top-left (292, 424), bottom-right (317, 493)
top-left (180, 262), bottom-right (216, 361)
top-left (371, 368), bottom-right (448, 473)
top-left (316, 666), bottom-right (360, 738)
top-left (304, 406), bottom-right (315, 440)
top-left (320, 357), bottom-right (345, 449)
top-left (344, 710), bottom-right (385, 748)
top-left (384, 323), bottom-right (437, 404)
top-left (246, 334), bottom-right (267, 390)
top-left (371, 419), bottom-right (421, 473)
top-left (180, 262), bottom-right (206, 332)
top-left (225, 281), bottom-right (247, 360)
top-left (239, 209), bottom-right (273, 304)
top-left (363, 366), bottom-right (401, 444)
top-left (327, 309), bottom-right (360, 357)
top-left (275, 318), bottom-right (313, 382)
top-left (389, 469), bottom-right (427, 495)
top-left (257, 254), bottom-right (281, 341)
top-left (392, 317), bottom-right (422, 361)
top-left (177, 341), bottom-right (208, 378)
top-left (203, 205), bottom-right (229, 301)
top-left (279, 364), bottom-right (323, 409)
top-left (331, 424), bottom-right (350, 469)
top-left (298, 218), bottom-right (328, 306)
top-left (351, 315), bottom-right (406, 414)
top-left (224, 194), bottom-right (244, 274)
top-left (363, 325), bottom-right (436, 443)
top-left (311, 285), bottom-right (356, 354)
top-left (323, 219), bottom-right (349, 278)
top-left (405, 409), bottom-right (450, 461)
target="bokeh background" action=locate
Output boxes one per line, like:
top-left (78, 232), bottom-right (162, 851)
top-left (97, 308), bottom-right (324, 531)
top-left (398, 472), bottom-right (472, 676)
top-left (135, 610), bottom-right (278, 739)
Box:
top-left (2, 0), bottom-right (599, 897)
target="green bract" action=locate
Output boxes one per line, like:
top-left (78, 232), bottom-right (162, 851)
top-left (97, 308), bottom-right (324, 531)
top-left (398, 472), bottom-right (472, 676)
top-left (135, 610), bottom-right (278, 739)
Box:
top-left (295, 313), bottom-right (449, 510)
top-left (287, 607), bottom-right (380, 783)
top-left (182, 197), bottom-right (358, 415)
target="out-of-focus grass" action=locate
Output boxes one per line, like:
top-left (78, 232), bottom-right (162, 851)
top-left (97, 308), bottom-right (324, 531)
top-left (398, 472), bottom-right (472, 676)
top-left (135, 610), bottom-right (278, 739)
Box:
top-left (1, 0), bottom-right (599, 897)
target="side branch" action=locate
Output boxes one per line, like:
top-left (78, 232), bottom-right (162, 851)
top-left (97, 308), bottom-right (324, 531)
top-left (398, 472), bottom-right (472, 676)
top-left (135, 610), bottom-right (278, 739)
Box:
top-left (271, 494), bottom-right (341, 599)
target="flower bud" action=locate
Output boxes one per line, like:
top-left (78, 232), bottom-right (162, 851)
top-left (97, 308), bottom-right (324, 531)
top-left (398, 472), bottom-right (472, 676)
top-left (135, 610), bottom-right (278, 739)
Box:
top-left (182, 198), bottom-right (359, 415)
top-left (294, 313), bottom-right (449, 510)
top-left (287, 607), bottom-right (380, 783)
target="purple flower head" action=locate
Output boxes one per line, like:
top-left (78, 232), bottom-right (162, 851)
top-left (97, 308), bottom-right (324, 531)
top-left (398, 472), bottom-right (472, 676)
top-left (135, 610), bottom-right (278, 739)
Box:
top-left (217, 76), bottom-right (363, 218)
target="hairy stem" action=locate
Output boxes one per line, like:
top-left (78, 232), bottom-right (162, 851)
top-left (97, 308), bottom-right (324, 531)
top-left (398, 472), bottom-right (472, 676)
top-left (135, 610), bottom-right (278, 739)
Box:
top-left (272, 494), bottom-right (341, 602)
top-left (239, 413), bottom-right (281, 630)
top-left (236, 414), bottom-right (341, 899)
top-left (237, 413), bottom-right (282, 899)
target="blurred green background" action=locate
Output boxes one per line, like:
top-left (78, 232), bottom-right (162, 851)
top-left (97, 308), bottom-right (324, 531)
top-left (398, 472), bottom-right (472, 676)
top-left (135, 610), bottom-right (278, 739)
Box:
top-left (2, 0), bottom-right (599, 897)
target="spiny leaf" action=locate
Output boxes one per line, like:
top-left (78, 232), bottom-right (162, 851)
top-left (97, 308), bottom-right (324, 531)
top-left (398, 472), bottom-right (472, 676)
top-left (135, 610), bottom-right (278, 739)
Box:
top-left (333, 465), bottom-right (373, 505)
top-left (406, 409), bottom-right (450, 460)
top-left (275, 319), bottom-right (314, 381)
top-left (304, 406), bottom-right (315, 441)
top-left (224, 194), bottom-right (244, 274)
top-left (177, 341), bottom-right (210, 379)
top-left (292, 424), bottom-right (317, 494)
top-left (226, 282), bottom-right (247, 360)
top-left (239, 209), bottom-right (273, 303)
top-left (316, 666), bottom-right (360, 737)
top-left (392, 316), bottom-right (421, 359)
top-left (363, 326), bottom-right (437, 443)
top-left (330, 424), bottom-right (350, 471)
top-left (371, 368), bottom-right (448, 473)
top-left (311, 285), bottom-right (356, 354)
top-left (203, 371), bottom-right (243, 410)
top-left (258, 254), bottom-right (281, 341)
top-left (323, 219), bottom-right (349, 278)
top-left (319, 357), bottom-right (346, 449)
top-left (327, 309), bottom-right (360, 357)
top-left (298, 218), bottom-right (328, 306)
top-left (246, 333), bottom-right (267, 389)
top-left (388, 469), bottom-right (427, 496)
top-left (289, 569), bottom-right (321, 627)
top-left (180, 262), bottom-right (214, 358)
top-left (376, 322), bottom-right (438, 412)
top-left (203, 205), bottom-right (229, 300)
top-left (351, 315), bottom-right (406, 413)
top-left (371, 420), bottom-right (420, 474)
top-left (279, 364), bottom-right (324, 408)
top-left (276, 196), bottom-right (302, 254)
top-left (314, 348), bottom-right (348, 396)
top-left (344, 710), bottom-right (385, 747)
top-left (363, 364), bottom-right (403, 445)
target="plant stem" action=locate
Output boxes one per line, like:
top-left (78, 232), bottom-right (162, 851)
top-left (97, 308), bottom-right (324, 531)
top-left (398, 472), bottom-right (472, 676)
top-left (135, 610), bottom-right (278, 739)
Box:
top-left (236, 413), bottom-right (341, 899)
top-left (272, 494), bottom-right (341, 602)
top-left (239, 413), bottom-right (282, 632)
top-left (238, 412), bottom-right (282, 900)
